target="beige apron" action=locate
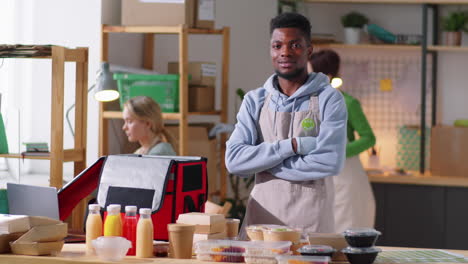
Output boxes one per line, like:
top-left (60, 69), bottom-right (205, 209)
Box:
top-left (240, 93), bottom-right (335, 239)
top-left (333, 155), bottom-right (376, 232)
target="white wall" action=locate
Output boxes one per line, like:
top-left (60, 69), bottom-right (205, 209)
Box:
top-left (3, 0), bottom-right (102, 179)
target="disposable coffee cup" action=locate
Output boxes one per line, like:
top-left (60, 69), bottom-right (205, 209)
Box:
top-left (167, 223), bottom-right (195, 259)
top-left (226, 218), bottom-right (240, 239)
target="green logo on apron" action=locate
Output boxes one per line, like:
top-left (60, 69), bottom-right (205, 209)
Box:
top-left (301, 118), bottom-right (315, 131)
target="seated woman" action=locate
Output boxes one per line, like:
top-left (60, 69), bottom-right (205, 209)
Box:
top-left (122, 96), bottom-right (177, 155)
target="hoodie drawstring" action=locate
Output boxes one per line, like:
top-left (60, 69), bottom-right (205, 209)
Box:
top-left (273, 95), bottom-right (280, 137)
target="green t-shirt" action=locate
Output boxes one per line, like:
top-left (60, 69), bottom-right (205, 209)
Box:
top-left (147, 142), bottom-right (177, 156)
top-left (342, 91), bottom-right (376, 158)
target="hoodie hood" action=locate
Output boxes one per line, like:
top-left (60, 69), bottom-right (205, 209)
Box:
top-left (263, 72), bottom-right (330, 103)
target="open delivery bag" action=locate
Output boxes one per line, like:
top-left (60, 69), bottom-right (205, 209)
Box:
top-left (57, 155), bottom-right (208, 240)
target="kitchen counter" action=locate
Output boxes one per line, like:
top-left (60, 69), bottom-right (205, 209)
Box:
top-left (368, 171), bottom-right (468, 187)
top-left (0, 244), bottom-right (467, 264)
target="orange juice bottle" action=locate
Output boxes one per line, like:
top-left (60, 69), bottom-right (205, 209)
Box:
top-left (85, 204), bottom-right (102, 254)
top-left (136, 208), bottom-right (153, 258)
top-left (104, 204), bottom-right (122, 236)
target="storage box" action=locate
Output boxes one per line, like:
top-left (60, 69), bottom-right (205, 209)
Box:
top-left (166, 124), bottom-right (218, 196)
top-left (189, 85), bottom-right (215, 112)
top-left (122, 0), bottom-right (195, 27)
top-left (168, 62), bottom-right (216, 87)
top-left (113, 73), bottom-right (179, 113)
top-left (431, 125), bottom-right (468, 177)
top-left (177, 212), bottom-right (225, 234)
top-left (0, 215), bottom-right (61, 234)
top-left (122, 0), bottom-right (214, 28)
top-left (14, 223), bottom-right (67, 243)
top-left (193, 231), bottom-right (226, 245)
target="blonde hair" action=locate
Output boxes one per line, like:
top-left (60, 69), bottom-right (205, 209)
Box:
top-left (124, 96), bottom-right (177, 153)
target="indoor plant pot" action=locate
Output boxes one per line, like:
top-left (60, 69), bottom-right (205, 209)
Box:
top-left (341, 11), bottom-right (368, 44)
top-left (441, 11), bottom-right (468, 46)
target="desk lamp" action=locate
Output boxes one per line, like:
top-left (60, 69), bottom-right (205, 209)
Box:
top-left (66, 62), bottom-right (119, 137)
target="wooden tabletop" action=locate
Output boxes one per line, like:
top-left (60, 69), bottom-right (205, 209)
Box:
top-left (0, 244), bottom-right (467, 264)
top-left (368, 171), bottom-right (468, 188)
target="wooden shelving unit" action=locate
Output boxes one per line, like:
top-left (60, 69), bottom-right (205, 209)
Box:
top-left (100, 25), bottom-right (230, 199)
top-left (0, 46), bottom-right (88, 189)
top-left (0, 46), bottom-right (88, 230)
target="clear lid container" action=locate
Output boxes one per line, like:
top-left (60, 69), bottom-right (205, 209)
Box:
top-left (195, 240), bottom-right (248, 255)
top-left (243, 241), bottom-right (292, 257)
top-left (297, 245), bottom-right (336, 255)
top-left (343, 228), bottom-right (381, 237)
top-left (246, 224), bottom-right (285, 232)
top-left (341, 247), bottom-right (382, 254)
top-left (276, 255), bottom-right (331, 264)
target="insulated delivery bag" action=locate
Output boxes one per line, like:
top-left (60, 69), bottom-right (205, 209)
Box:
top-left (58, 155), bottom-right (208, 240)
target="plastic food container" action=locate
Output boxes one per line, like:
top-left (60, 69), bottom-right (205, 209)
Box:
top-left (307, 233), bottom-right (347, 261)
top-left (276, 255), bottom-right (330, 264)
top-left (153, 240), bottom-right (169, 257)
top-left (342, 247), bottom-right (381, 264)
top-left (246, 225), bottom-right (285, 241)
top-left (196, 240), bottom-right (292, 263)
top-left (92, 236), bottom-right (131, 261)
top-left (263, 227), bottom-right (302, 244)
top-left (343, 228), bottom-right (381, 248)
top-left (244, 241), bottom-right (292, 264)
top-left (195, 240), bottom-right (247, 262)
top-left (297, 245), bottom-right (336, 257)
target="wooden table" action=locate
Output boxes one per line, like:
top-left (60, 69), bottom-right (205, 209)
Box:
top-left (1, 244), bottom-right (468, 264)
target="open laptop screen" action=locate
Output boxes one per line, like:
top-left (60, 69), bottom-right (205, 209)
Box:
top-left (7, 183), bottom-right (60, 220)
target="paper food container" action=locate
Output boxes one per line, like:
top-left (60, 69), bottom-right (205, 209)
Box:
top-left (0, 215), bottom-right (61, 234)
top-left (0, 233), bottom-right (25, 253)
top-left (8, 223), bottom-right (67, 256)
top-left (177, 212), bottom-right (226, 234)
top-left (10, 240), bottom-right (64, 256)
top-left (308, 232), bottom-right (348, 261)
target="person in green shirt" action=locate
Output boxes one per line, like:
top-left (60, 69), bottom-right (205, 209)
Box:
top-left (310, 49), bottom-right (376, 232)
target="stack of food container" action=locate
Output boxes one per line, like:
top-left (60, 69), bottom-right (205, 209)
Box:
top-left (176, 213), bottom-right (226, 244)
top-left (246, 225), bottom-right (306, 254)
top-left (195, 239), bottom-right (292, 263)
top-left (341, 228), bottom-right (382, 264)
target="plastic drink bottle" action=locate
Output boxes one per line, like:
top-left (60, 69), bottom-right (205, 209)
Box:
top-left (104, 204), bottom-right (122, 236)
top-left (136, 208), bottom-right (154, 258)
top-left (85, 204), bottom-right (103, 254)
top-left (123, 205), bottom-right (138, 255)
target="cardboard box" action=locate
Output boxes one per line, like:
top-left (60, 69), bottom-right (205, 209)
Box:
top-left (189, 85), bottom-right (215, 112)
top-left (308, 233), bottom-right (347, 261)
top-left (0, 215), bottom-right (61, 234)
top-left (177, 212), bottom-right (225, 234)
top-left (168, 62), bottom-right (216, 87)
top-left (10, 241), bottom-right (64, 256)
top-left (195, 0), bottom-right (215, 29)
top-left (122, 0), bottom-right (214, 28)
top-left (431, 125), bottom-right (468, 177)
top-left (166, 124), bottom-right (218, 196)
top-left (122, 0), bottom-right (195, 26)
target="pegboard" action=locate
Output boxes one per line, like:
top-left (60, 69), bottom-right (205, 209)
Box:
top-left (337, 51), bottom-right (432, 170)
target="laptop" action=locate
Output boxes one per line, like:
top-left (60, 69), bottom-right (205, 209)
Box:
top-left (7, 183), bottom-right (60, 220)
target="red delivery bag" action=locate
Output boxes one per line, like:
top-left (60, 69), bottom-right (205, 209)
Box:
top-left (58, 155), bottom-right (208, 240)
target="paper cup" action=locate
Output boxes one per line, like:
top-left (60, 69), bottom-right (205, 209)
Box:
top-left (167, 223), bottom-right (195, 259)
top-left (225, 218), bottom-right (240, 239)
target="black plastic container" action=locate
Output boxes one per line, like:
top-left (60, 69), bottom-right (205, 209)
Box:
top-left (343, 228), bottom-right (381, 247)
top-left (298, 245), bottom-right (336, 257)
top-left (342, 247), bottom-right (381, 264)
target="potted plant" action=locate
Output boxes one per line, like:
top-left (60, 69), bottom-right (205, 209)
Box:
top-left (341, 11), bottom-right (369, 44)
top-left (441, 11), bottom-right (468, 46)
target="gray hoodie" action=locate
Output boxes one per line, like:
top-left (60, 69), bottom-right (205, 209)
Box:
top-left (225, 72), bottom-right (347, 181)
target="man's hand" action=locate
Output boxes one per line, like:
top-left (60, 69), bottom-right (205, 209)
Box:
top-left (295, 137), bottom-right (317, 155)
top-left (292, 138), bottom-right (298, 153)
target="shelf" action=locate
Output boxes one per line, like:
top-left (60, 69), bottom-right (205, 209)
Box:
top-left (0, 48), bottom-right (87, 62)
top-left (428, 45), bottom-right (468, 52)
top-left (102, 25), bottom-right (224, 35)
top-left (315, 43), bottom-right (421, 50)
top-left (102, 111), bottom-right (222, 120)
top-left (0, 149), bottom-right (85, 162)
top-left (305, 0), bottom-right (468, 4)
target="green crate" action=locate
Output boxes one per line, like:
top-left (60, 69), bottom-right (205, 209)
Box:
top-left (113, 73), bottom-right (180, 113)
top-left (0, 189), bottom-right (9, 214)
